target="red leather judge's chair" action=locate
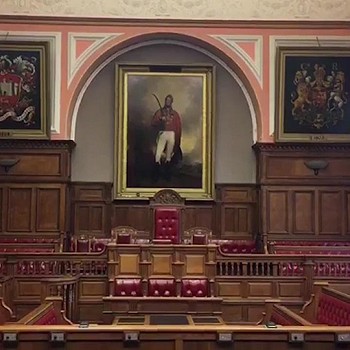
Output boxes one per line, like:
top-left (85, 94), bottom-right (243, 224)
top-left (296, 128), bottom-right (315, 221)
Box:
top-left (150, 189), bottom-right (184, 244)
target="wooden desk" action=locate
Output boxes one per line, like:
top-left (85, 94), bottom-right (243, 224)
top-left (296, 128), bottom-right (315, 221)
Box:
top-left (102, 297), bottom-right (223, 324)
top-left (107, 244), bottom-right (217, 296)
top-left (0, 324), bottom-right (348, 350)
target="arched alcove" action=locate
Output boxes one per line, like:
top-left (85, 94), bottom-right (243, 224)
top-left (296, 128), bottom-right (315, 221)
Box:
top-left (72, 43), bottom-right (256, 184)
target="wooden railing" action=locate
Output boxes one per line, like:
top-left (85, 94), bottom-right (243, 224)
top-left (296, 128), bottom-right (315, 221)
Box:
top-left (1, 252), bottom-right (107, 277)
top-left (16, 297), bottom-right (72, 325)
top-left (41, 276), bottom-right (79, 322)
top-left (1, 249), bottom-right (350, 323)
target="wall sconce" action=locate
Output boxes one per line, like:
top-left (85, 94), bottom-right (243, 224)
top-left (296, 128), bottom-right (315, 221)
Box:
top-left (0, 159), bottom-right (20, 173)
top-left (304, 160), bottom-right (328, 176)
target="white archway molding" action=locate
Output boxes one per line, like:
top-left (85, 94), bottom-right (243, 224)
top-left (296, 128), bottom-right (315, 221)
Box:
top-left (70, 38), bottom-right (258, 142)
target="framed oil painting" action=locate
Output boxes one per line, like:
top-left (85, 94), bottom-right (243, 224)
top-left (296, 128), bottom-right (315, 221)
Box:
top-left (275, 47), bottom-right (350, 142)
top-left (114, 65), bottom-right (214, 200)
top-left (0, 42), bottom-right (50, 139)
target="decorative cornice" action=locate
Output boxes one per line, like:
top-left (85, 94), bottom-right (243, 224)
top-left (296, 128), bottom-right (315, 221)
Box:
top-left (1, 0), bottom-right (350, 21)
top-left (0, 140), bottom-right (76, 150)
top-left (0, 15), bottom-right (350, 28)
top-left (252, 142), bottom-right (350, 153)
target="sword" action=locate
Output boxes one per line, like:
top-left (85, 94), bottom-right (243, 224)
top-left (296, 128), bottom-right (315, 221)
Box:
top-left (152, 93), bottom-right (162, 110)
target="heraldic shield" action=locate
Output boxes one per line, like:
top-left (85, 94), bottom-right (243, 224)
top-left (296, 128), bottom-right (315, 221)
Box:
top-left (276, 47), bottom-right (350, 143)
top-left (0, 43), bottom-right (49, 139)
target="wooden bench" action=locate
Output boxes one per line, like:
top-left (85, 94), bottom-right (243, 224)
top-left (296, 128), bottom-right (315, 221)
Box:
top-left (264, 282), bottom-right (350, 326)
top-left (0, 235), bottom-right (64, 253)
top-left (0, 298), bottom-right (14, 325)
top-left (263, 300), bottom-right (312, 326)
top-left (16, 297), bottom-right (72, 325)
top-left (268, 240), bottom-right (350, 255)
top-left (301, 282), bottom-right (350, 326)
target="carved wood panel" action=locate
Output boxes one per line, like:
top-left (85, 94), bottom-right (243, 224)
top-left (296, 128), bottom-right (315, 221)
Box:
top-left (36, 187), bottom-right (64, 232)
top-left (0, 140), bottom-right (74, 182)
top-left (72, 183), bottom-right (111, 237)
top-left (71, 183), bottom-right (257, 239)
top-left (318, 190), bottom-right (343, 235)
top-left (1, 184), bottom-right (66, 235)
top-left (262, 187), bottom-right (349, 238)
top-left (0, 187), bottom-right (3, 233)
top-left (347, 191), bottom-right (350, 235)
top-left (292, 190), bottom-right (315, 235)
top-left (222, 205), bottom-right (252, 238)
top-left (184, 206), bottom-right (215, 231)
top-left (7, 186), bottom-right (33, 232)
top-left (265, 189), bottom-right (289, 235)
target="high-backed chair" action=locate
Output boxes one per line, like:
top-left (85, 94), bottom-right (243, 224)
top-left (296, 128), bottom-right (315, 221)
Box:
top-left (184, 227), bottom-right (212, 245)
top-left (111, 226), bottom-right (137, 244)
top-left (150, 189), bottom-right (185, 244)
top-left (71, 235), bottom-right (91, 252)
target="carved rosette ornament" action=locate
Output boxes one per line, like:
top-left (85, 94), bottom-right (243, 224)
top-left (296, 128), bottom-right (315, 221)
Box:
top-left (152, 189), bottom-right (184, 205)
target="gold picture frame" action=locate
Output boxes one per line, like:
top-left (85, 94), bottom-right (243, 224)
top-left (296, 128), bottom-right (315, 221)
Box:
top-left (276, 47), bottom-right (350, 143)
top-left (114, 65), bottom-right (214, 200)
top-left (0, 42), bottom-right (50, 139)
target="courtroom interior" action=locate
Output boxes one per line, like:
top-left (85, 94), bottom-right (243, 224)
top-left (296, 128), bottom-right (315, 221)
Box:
top-left (0, 1), bottom-right (350, 349)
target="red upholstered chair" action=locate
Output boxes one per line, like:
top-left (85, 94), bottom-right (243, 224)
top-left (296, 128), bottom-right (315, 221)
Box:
top-left (148, 279), bottom-right (176, 297)
top-left (71, 236), bottom-right (91, 252)
top-left (181, 279), bottom-right (209, 297)
top-left (91, 238), bottom-right (110, 252)
top-left (111, 226), bottom-right (137, 244)
top-left (115, 278), bottom-right (143, 297)
top-left (185, 227), bottom-right (212, 245)
top-left (150, 189), bottom-right (184, 244)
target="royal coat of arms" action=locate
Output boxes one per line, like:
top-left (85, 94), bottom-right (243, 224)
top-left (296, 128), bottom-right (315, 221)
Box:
top-left (276, 49), bottom-right (350, 142)
top-left (291, 63), bottom-right (348, 129)
top-left (0, 44), bottom-right (49, 139)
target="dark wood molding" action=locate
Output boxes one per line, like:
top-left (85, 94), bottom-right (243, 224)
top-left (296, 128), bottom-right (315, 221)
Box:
top-left (253, 142), bottom-right (350, 153)
top-left (0, 140), bottom-right (76, 150)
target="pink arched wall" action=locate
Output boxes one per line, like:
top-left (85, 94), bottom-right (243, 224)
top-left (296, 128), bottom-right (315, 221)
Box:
top-left (0, 19), bottom-right (348, 142)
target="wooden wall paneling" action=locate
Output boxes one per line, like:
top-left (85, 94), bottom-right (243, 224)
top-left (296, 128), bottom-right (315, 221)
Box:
top-left (35, 185), bottom-right (66, 232)
top-left (254, 143), bottom-right (350, 186)
top-left (183, 204), bottom-right (215, 231)
top-left (0, 140), bottom-right (74, 239)
top-left (347, 190), bottom-right (350, 235)
top-left (3, 184), bottom-right (66, 235)
top-left (0, 187), bottom-right (3, 233)
top-left (6, 185), bottom-right (34, 232)
top-left (292, 189), bottom-right (315, 235)
top-left (255, 143), bottom-right (350, 241)
top-left (216, 185), bottom-right (257, 239)
top-left (263, 187), bottom-right (289, 235)
top-left (221, 205), bottom-right (252, 238)
top-left (317, 189), bottom-right (344, 236)
top-left (0, 140), bottom-right (74, 183)
top-left (70, 183), bottom-right (257, 240)
top-left (113, 204), bottom-right (151, 236)
top-left (72, 183), bottom-right (111, 237)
